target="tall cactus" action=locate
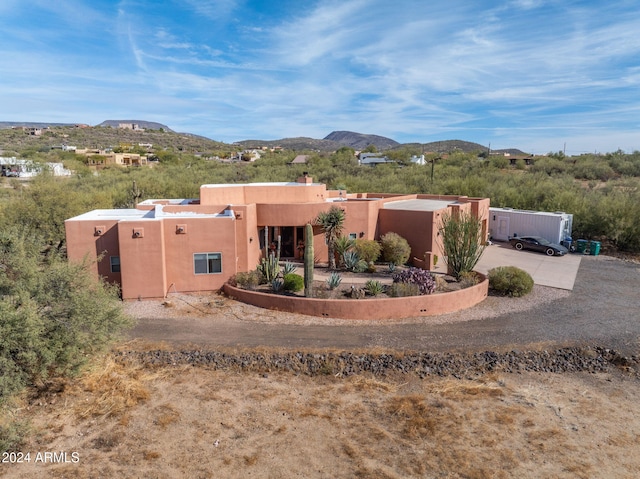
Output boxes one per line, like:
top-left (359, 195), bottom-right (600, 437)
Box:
top-left (304, 223), bottom-right (314, 297)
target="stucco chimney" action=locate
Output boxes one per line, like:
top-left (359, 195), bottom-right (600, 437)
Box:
top-left (298, 172), bottom-right (313, 184)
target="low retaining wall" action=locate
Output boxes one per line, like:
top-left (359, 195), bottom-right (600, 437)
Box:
top-left (223, 275), bottom-right (488, 320)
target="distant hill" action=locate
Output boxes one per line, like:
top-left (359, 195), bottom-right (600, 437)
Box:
top-left (240, 132), bottom-right (528, 155)
top-left (97, 120), bottom-right (174, 131)
top-left (0, 123), bottom-right (226, 152)
top-left (0, 120), bottom-right (529, 155)
top-left (0, 121), bottom-right (77, 129)
top-left (323, 131), bottom-right (400, 150)
top-left (238, 137), bottom-right (344, 151)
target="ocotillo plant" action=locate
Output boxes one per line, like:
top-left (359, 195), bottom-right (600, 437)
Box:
top-left (304, 223), bottom-right (314, 297)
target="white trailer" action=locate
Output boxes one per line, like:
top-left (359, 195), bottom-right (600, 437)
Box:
top-left (489, 207), bottom-right (573, 244)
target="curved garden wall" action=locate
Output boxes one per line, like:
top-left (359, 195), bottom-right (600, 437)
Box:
top-left (223, 275), bottom-right (488, 320)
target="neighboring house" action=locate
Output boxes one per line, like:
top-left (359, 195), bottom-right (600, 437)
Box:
top-left (118, 123), bottom-right (144, 131)
top-left (65, 177), bottom-right (490, 300)
top-left (78, 150), bottom-right (148, 168)
top-left (411, 155), bottom-right (426, 165)
top-left (0, 157), bottom-right (72, 177)
top-left (358, 153), bottom-right (392, 166)
top-left (290, 155), bottom-right (309, 165)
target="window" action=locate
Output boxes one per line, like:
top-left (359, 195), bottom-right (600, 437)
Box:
top-left (110, 256), bottom-right (121, 273)
top-left (349, 233), bottom-right (357, 240)
top-left (194, 253), bottom-right (222, 274)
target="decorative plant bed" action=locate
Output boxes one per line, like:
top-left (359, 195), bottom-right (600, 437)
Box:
top-left (223, 271), bottom-right (488, 320)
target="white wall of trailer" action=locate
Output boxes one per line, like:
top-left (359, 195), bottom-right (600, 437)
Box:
top-left (489, 208), bottom-right (573, 244)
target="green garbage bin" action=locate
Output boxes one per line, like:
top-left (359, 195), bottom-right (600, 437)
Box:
top-left (589, 241), bottom-right (601, 256)
top-left (576, 239), bottom-right (588, 254)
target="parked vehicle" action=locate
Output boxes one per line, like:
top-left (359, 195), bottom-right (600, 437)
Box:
top-left (509, 235), bottom-right (568, 256)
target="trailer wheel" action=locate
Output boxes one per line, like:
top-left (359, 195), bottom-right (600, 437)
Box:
top-left (545, 248), bottom-right (555, 256)
top-left (514, 242), bottom-right (524, 251)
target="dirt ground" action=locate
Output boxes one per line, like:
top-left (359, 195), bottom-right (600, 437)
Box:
top-left (3, 255), bottom-right (640, 478)
top-left (3, 350), bottom-right (640, 479)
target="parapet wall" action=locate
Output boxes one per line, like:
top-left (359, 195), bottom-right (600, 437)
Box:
top-left (223, 275), bottom-right (488, 320)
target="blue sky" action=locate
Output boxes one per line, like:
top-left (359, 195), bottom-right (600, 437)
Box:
top-left (1, 0), bottom-right (639, 154)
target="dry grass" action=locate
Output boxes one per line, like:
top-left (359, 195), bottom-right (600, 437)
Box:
top-left (71, 356), bottom-right (152, 419)
top-left (5, 352), bottom-right (640, 479)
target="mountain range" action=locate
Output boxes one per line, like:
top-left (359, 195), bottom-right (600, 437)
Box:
top-left (0, 120), bottom-right (528, 155)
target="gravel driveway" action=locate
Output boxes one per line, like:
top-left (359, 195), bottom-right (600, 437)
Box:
top-left (129, 255), bottom-right (640, 355)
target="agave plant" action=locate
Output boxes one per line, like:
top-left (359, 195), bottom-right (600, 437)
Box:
top-left (326, 272), bottom-right (342, 290)
top-left (271, 278), bottom-right (284, 292)
top-left (342, 250), bottom-right (367, 272)
top-left (282, 261), bottom-right (297, 276)
top-left (364, 279), bottom-right (384, 296)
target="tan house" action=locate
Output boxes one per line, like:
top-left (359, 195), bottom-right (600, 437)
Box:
top-left (65, 177), bottom-right (489, 300)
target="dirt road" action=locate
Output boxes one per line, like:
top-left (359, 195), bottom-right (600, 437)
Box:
top-left (129, 255), bottom-right (640, 355)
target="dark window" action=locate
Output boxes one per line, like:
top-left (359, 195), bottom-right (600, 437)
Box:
top-left (194, 253), bottom-right (222, 274)
top-left (110, 256), bottom-right (121, 273)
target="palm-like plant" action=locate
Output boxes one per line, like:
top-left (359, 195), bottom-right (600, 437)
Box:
top-left (315, 206), bottom-right (346, 270)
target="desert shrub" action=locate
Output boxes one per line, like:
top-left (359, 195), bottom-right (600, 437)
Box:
top-left (381, 232), bottom-right (411, 265)
top-left (366, 261), bottom-right (377, 273)
top-left (0, 227), bottom-right (132, 406)
top-left (364, 280), bottom-right (384, 296)
top-left (354, 239), bottom-right (381, 263)
top-left (392, 267), bottom-right (436, 295)
top-left (459, 271), bottom-right (481, 288)
top-left (434, 274), bottom-right (448, 291)
top-left (488, 266), bottom-right (534, 297)
top-left (283, 273), bottom-right (304, 292)
top-left (326, 272), bottom-right (342, 290)
top-left (233, 270), bottom-right (261, 290)
top-left (388, 282), bottom-right (421, 297)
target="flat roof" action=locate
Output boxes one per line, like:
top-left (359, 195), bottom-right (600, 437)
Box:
top-left (490, 207), bottom-right (571, 217)
top-left (383, 198), bottom-right (460, 212)
top-left (201, 181), bottom-right (321, 188)
top-left (67, 206), bottom-right (233, 222)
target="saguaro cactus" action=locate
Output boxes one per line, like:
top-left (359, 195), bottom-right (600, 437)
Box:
top-left (304, 223), bottom-right (314, 297)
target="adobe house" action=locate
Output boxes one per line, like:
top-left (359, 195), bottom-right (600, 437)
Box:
top-left (65, 176), bottom-right (489, 300)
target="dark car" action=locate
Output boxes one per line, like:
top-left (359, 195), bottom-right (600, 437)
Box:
top-left (509, 235), bottom-right (568, 256)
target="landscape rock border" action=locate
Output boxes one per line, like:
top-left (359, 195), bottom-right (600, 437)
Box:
top-left (115, 346), bottom-right (639, 378)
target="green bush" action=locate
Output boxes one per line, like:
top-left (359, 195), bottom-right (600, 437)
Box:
top-left (354, 239), bottom-right (381, 263)
top-left (488, 266), bottom-right (534, 297)
top-left (283, 273), bottom-right (304, 292)
top-left (380, 232), bottom-right (411, 265)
